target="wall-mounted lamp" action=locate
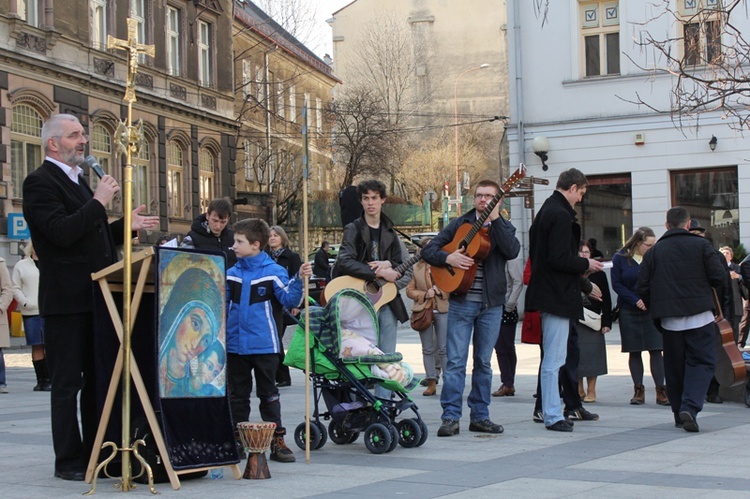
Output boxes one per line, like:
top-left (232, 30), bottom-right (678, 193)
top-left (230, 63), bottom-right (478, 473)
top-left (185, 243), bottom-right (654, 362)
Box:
top-left (532, 136), bottom-right (550, 171)
top-left (0, 181), bottom-right (8, 200)
top-left (709, 135), bottom-right (717, 151)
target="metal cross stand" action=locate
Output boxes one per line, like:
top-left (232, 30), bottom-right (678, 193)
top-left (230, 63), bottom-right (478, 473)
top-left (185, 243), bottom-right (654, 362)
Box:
top-left (85, 18), bottom-right (157, 495)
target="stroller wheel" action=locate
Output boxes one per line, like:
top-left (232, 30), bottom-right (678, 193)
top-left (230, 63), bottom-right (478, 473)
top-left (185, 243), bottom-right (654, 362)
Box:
top-left (363, 423), bottom-right (392, 454)
top-left (386, 425), bottom-right (398, 453)
top-left (396, 419), bottom-right (423, 448)
top-left (329, 421), bottom-right (358, 445)
top-left (313, 420), bottom-right (328, 449)
top-left (416, 419), bottom-right (429, 447)
top-left (294, 421), bottom-right (322, 451)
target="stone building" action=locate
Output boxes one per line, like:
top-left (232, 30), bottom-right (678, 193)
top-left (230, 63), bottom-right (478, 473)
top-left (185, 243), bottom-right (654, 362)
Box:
top-left (0, 0), bottom-right (237, 262)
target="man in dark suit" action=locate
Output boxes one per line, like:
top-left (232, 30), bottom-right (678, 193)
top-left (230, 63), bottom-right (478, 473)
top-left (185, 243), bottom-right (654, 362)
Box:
top-left (525, 168), bottom-right (603, 432)
top-left (22, 114), bottom-right (159, 480)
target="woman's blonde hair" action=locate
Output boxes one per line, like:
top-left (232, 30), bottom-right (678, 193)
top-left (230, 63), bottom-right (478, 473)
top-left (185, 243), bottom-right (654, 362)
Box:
top-left (23, 242), bottom-right (34, 257)
top-left (270, 225), bottom-right (290, 248)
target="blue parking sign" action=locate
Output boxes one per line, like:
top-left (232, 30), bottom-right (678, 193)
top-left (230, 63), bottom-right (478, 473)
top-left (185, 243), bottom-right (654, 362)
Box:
top-left (8, 213), bottom-right (30, 240)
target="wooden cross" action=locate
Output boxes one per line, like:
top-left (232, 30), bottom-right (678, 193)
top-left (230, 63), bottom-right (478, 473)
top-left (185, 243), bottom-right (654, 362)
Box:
top-left (107, 18), bottom-right (155, 103)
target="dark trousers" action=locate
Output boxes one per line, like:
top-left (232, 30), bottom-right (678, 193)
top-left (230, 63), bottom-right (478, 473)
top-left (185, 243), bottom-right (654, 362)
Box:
top-left (661, 322), bottom-right (717, 418)
top-left (227, 353), bottom-right (283, 432)
top-left (535, 320), bottom-right (581, 412)
top-left (275, 316), bottom-right (291, 384)
top-left (45, 313), bottom-right (97, 473)
top-left (494, 318), bottom-right (518, 387)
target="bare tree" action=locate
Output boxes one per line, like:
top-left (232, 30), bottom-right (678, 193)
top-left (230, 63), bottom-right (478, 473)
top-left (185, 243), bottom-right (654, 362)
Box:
top-left (629, 0), bottom-right (750, 129)
top-left (332, 89), bottom-right (392, 189)
top-left (252, 0), bottom-right (323, 52)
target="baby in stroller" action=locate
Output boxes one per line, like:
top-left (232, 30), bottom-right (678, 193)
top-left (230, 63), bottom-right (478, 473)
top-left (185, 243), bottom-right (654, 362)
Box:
top-left (285, 288), bottom-right (428, 453)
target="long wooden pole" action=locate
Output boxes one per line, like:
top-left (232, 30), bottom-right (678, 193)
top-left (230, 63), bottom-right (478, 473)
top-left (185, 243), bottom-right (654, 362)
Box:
top-left (302, 105), bottom-right (311, 463)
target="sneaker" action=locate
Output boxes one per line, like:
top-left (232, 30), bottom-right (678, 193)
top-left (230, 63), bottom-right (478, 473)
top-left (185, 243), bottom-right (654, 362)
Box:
top-left (565, 407), bottom-right (599, 421)
top-left (469, 419), bottom-right (504, 434)
top-left (437, 419), bottom-right (459, 437)
top-left (0, 386), bottom-right (7, 394)
top-left (269, 434), bottom-right (296, 462)
top-left (679, 411), bottom-right (699, 433)
top-left (546, 420), bottom-right (574, 432)
top-left (533, 410), bottom-right (574, 425)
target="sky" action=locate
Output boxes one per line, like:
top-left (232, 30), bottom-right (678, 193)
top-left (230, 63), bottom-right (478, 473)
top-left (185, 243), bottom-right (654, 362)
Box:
top-left (312, 0), bottom-right (353, 58)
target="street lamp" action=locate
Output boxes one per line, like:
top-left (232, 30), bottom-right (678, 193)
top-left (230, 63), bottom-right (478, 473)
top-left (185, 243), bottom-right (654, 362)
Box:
top-left (454, 63), bottom-right (489, 216)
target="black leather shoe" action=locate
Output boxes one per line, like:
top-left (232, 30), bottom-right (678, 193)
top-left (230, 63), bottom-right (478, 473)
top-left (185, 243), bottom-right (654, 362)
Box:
top-left (705, 393), bottom-right (723, 404)
top-left (276, 380), bottom-right (291, 387)
top-left (54, 470), bottom-right (85, 481)
top-left (679, 411), bottom-right (699, 433)
top-left (545, 420), bottom-right (574, 432)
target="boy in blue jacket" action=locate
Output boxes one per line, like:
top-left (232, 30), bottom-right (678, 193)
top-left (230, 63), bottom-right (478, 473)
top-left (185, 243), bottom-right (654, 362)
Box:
top-left (227, 218), bottom-right (311, 462)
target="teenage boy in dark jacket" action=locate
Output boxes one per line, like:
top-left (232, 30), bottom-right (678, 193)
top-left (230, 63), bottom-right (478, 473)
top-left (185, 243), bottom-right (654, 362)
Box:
top-left (181, 198), bottom-right (236, 268)
top-left (422, 180), bottom-right (519, 437)
top-left (334, 180), bottom-right (413, 399)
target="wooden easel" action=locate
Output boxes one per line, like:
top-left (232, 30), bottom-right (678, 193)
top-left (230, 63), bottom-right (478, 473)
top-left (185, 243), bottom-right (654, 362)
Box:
top-left (85, 247), bottom-right (241, 491)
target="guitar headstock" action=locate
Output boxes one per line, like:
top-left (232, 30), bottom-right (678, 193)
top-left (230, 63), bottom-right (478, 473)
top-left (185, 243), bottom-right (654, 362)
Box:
top-left (500, 163), bottom-right (527, 194)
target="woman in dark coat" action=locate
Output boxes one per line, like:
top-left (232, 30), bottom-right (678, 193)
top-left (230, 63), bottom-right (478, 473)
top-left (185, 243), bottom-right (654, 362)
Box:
top-left (576, 240), bottom-right (612, 403)
top-left (267, 225), bottom-right (302, 387)
top-left (611, 227), bottom-right (669, 406)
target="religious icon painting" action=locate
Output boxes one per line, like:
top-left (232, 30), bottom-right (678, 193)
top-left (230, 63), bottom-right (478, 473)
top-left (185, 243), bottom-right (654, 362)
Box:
top-left (156, 247), bottom-right (226, 399)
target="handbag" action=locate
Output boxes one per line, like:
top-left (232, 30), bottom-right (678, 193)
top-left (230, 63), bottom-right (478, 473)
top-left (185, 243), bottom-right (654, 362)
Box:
top-left (410, 300), bottom-right (434, 331)
top-left (521, 310), bottom-right (542, 344)
top-left (611, 306), bottom-right (620, 323)
top-left (579, 307), bottom-right (602, 331)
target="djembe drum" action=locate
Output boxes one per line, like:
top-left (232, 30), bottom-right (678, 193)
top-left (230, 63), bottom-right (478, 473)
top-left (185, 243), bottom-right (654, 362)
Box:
top-left (237, 421), bottom-right (276, 479)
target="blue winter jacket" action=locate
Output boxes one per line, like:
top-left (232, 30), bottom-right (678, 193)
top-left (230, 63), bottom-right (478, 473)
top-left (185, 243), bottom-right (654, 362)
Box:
top-left (226, 251), bottom-right (303, 355)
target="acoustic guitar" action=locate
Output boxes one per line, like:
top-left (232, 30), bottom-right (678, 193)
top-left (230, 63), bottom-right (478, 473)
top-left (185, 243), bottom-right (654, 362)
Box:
top-left (430, 164), bottom-right (527, 294)
top-left (323, 254), bottom-right (422, 311)
top-left (713, 290), bottom-right (746, 388)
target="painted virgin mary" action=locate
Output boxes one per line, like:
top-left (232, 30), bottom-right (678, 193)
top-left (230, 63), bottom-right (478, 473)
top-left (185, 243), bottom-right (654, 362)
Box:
top-left (158, 267), bottom-right (224, 398)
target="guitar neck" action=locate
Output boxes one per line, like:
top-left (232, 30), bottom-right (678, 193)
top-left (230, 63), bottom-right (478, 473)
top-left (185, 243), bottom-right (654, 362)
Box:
top-left (460, 164), bottom-right (527, 247)
top-left (373, 253), bottom-right (422, 286)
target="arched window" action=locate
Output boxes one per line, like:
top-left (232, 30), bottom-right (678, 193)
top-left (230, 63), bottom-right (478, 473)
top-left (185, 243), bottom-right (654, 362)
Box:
top-left (10, 104), bottom-right (43, 199)
top-left (89, 123), bottom-right (113, 193)
top-left (199, 147), bottom-right (215, 213)
top-left (133, 140), bottom-right (151, 210)
top-left (167, 140), bottom-right (185, 218)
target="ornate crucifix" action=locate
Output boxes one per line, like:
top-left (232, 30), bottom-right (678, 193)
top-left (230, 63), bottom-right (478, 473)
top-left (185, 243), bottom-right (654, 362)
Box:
top-left (87, 18), bottom-right (156, 495)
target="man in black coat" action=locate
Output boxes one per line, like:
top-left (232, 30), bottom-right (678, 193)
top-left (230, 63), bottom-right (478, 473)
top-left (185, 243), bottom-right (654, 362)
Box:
top-left (526, 168), bottom-right (603, 432)
top-left (313, 241), bottom-right (331, 279)
top-left (180, 197), bottom-right (236, 268)
top-left (22, 114), bottom-right (159, 480)
top-left (637, 206), bottom-right (727, 432)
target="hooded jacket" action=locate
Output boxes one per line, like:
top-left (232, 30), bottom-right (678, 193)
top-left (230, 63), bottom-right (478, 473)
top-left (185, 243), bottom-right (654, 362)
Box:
top-left (226, 251), bottom-right (303, 355)
top-left (182, 213), bottom-right (236, 268)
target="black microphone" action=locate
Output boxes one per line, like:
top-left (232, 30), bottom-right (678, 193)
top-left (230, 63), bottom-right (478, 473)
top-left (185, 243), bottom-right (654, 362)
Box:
top-left (83, 155), bottom-right (105, 179)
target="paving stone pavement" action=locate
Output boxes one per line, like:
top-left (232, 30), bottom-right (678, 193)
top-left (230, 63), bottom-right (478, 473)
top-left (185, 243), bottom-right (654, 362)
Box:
top-left (1, 323), bottom-right (749, 498)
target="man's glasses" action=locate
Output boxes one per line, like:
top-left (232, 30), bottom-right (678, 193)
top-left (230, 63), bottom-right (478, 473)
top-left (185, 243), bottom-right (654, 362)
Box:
top-left (474, 193), bottom-right (496, 199)
top-left (54, 131), bottom-right (89, 141)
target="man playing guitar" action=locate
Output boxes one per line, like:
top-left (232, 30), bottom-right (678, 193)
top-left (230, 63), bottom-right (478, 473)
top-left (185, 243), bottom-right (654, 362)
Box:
top-left (333, 179), bottom-right (413, 399)
top-left (421, 180), bottom-right (520, 437)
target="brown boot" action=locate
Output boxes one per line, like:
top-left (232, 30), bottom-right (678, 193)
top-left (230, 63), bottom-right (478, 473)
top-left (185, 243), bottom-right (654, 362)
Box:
top-left (630, 384), bottom-right (645, 405)
top-left (269, 430), bottom-right (296, 463)
top-left (655, 385), bottom-right (670, 405)
top-left (423, 379), bottom-right (437, 396)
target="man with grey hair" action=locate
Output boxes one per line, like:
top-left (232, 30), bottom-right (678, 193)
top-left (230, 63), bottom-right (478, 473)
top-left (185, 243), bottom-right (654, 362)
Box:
top-left (23, 113), bottom-right (158, 480)
top-left (637, 206), bottom-right (726, 432)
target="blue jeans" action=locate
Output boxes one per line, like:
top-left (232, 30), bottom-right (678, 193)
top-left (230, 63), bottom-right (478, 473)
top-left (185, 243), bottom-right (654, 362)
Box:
top-left (440, 300), bottom-right (503, 422)
top-left (541, 313), bottom-right (570, 426)
top-left (375, 306), bottom-right (398, 399)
